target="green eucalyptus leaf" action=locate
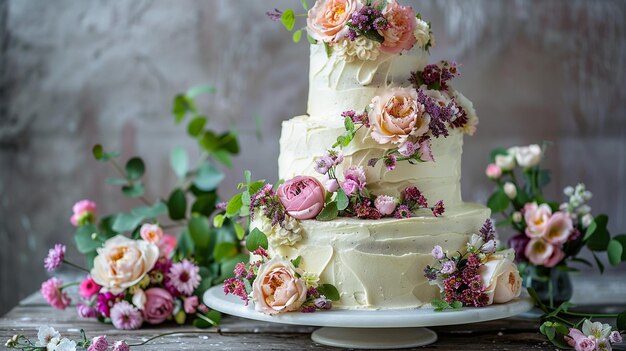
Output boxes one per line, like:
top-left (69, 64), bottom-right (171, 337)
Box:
top-left (607, 239), bottom-right (623, 266)
top-left (112, 213), bottom-right (144, 232)
top-left (219, 132), bottom-right (240, 154)
top-left (125, 157), bottom-right (145, 180)
top-left (194, 162), bottom-right (224, 191)
top-left (292, 29), bottom-right (302, 43)
top-left (74, 224), bottom-right (101, 253)
top-left (487, 190), bottom-right (510, 213)
top-left (586, 215), bottom-right (610, 251)
top-left (170, 146), bottom-right (189, 180)
top-left (306, 34), bottom-right (317, 44)
top-left (291, 256), bottom-right (302, 268)
top-left (233, 222), bottom-right (245, 240)
top-left (226, 193), bottom-right (243, 217)
top-left (188, 216), bottom-right (211, 249)
top-left (106, 177), bottom-right (128, 186)
top-left (301, 0), bottom-right (309, 10)
top-left (167, 188), bottom-right (187, 220)
top-left (613, 234), bottom-right (626, 261)
top-left (200, 131), bottom-right (220, 152)
top-left (336, 189), bottom-right (349, 211)
top-left (324, 42), bottom-right (332, 58)
top-left (172, 94), bottom-right (196, 123)
top-left (617, 311), bottom-right (626, 331)
top-left (317, 284), bottom-right (340, 301)
top-left (191, 193), bottom-right (218, 217)
top-left (280, 9), bottom-right (295, 31)
top-left (489, 147), bottom-right (509, 163)
top-left (187, 116), bottom-right (207, 137)
top-left (176, 229), bottom-right (195, 257)
top-left (213, 242), bottom-right (237, 263)
top-left (185, 85), bottom-right (216, 99)
top-left (344, 116), bottom-right (355, 132)
top-left (122, 183), bottom-right (145, 198)
top-left (131, 201), bottom-right (167, 219)
top-left (213, 149), bottom-right (232, 167)
top-left (316, 201), bottom-right (338, 221)
top-left (213, 214), bottom-right (226, 228)
top-left (92, 144), bottom-right (104, 160)
top-left (246, 228), bottom-right (268, 251)
top-left (592, 252), bottom-right (605, 274)
top-left (218, 253), bottom-right (248, 281)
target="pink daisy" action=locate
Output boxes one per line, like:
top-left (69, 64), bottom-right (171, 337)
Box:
top-left (110, 301), bottom-right (143, 330)
top-left (41, 277), bottom-right (71, 310)
top-left (44, 244), bottom-right (66, 271)
top-left (167, 259), bottom-right (201, 296)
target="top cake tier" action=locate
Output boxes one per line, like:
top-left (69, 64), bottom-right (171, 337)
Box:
top-left (307, 43), bottom-right (429, 118)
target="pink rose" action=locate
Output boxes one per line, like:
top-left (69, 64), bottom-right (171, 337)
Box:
top-left (70, 200), bottom-right (97, 226)
top-left (184, 296), bottom-right (199, 314)
top-left (485, 163), bottom-right (502, 179)
top-left (157, 234), bottom-right (177, 258)
top-left (140, 224), bottom-right (163, 244)
top-left (252, 258), bottom-right (307, 315)
top-left (307, 0), bottom-right (361, 43)
top-left (325, 179), bottom-right (339, 193)
top-left (543, 212), bottom-right (573, 245)
top-left (369, 87), bottom-right (430, 145)
top-left (523, 202), bottom-right (552, 238)
top-left (341, 166), bottom-right (367, 196)
top-left (79, 277), bottom-right (101, 299)
top-left (277, 176), bottom-right (325, 220)
top-left (374, 195), bottom-right (397, 215)
top-left (378, 0), bottom-right (417, 54)
top-left (341, 179), bottom-right (359, 196)
top-left (142, 288), bottom-right (174, 324)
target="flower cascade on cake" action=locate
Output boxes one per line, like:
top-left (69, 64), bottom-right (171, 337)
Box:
top-left (424, 219), bottom-right (523, 310)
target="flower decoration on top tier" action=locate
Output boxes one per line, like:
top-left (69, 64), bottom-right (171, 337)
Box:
top-left (267, 0), bottom-right (434, 58)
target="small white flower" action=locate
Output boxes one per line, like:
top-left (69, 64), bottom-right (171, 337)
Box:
top-left (132, 289), bottom-right (147, 310)
top-left (468, 234), bottom-right (485, 250)
top-left (581, 213), bottom-right (594, 228)
top-left (481, 239), bottom-right (497, 254)
top-left (55, 338), bottom-right (77, 351)
top-left (582, 319), bottom-right (612, 340)
top-left (495, 153), bottom-right (516, 171)
top-left (512, 211), bottom-right (522, 223)
top-left (37, 326), bottom-right (60, 347)
top-left (301, 272), bottom-right (320, 288)
top-left (504, 182), bottom-right (517, 199)
top-left (47, 337), bottom-right (60, 351)
top-left (414, 18), bottom-right (431, 48)
top-left (515, 144), bottom-right (542, 168)
top-left (564, 186), bottom-right (575, 196)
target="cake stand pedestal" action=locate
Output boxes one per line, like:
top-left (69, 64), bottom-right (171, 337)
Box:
top-left (204, 287), bottom-right (533, 349)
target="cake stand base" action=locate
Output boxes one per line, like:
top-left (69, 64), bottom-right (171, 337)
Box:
top-left (311, 327), bottom-right (437, 349)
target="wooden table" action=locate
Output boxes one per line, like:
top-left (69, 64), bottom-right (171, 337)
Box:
top-left (0, 293), bottom-right (559, 350)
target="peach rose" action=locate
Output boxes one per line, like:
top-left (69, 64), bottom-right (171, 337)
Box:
top-left (277, 176), bottom-right (326, 220)
top-left (91, 235), bottom-right (159, 294)
top-left (368, 87), bottom-right (430, 145)
top-left (524, 202), bottom-right (552, 238)
top-left (378, 0), bottom-right (417, 54)
top-left (139, 224), bottom-right (163, 244)
top-left (252, 258), bottom-right (307, 315)
top-left (479, 250), bottom-right (522, 304)
top-left (307, 0), bottom-right (360, 43)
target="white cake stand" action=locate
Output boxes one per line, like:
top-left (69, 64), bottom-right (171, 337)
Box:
top-left (204, 286), bottom-right (533, 349)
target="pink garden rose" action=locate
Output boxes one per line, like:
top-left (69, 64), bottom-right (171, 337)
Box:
top-left (70, 199), bottom-right (97, 227)
top-left (341, 166), bottom-right (367, 196)
top-left (277, 176), bottom-right (325, 220)
top-left (157, 234), bottom-right (177, 258)
top-left (368, 87), bottom-right (430, 145)
top-left (252, 258), bottom-right (307, 315)
top-left (543, 212), bottom-right (573, 245)
top-left (378, 0), bottom-right (417, 54)
top-left (374, 195), bottom-right (397, 215)
top-left (184, 296), bottom-right (199, 314)
top-left (307, 0), bottom-right (360, 43)
top-left (143, 288), bottom-right (174, 324)
top-left (523, 202), bottom-right (552, 238)
top-left (485, 163), bottom-right (502, 179)
top-left (140, 224), bottom-right (163, 244)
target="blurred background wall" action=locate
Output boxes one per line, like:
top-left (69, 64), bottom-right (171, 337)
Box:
top-left (1, 0), bottom-right (625, 315)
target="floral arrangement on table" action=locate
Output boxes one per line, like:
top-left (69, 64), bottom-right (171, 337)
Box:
top-left (423, 219), bottom-right (523, 310)
top-left (484, 143), bottom-right (626, 349)
top-left (38, 86), bottom-right (247, 330)
top-left (268, 0), bottom-right (434, 59)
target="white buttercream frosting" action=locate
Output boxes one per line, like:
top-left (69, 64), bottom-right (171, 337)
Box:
top-left (256, 203), bottom-right (491, 309)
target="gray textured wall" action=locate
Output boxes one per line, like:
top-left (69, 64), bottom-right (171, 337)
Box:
top-left (1, 0), bottom-right (625, 315)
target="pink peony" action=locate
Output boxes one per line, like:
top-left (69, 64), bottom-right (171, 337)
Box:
top-left (543, 212), bottom-right (573, 245)
top-left (112, 341), bottom-right (130, 351)
top-left (374, 195), bottom-right (397, 215)
top-left (70, 199), bottom-right (97, 227)
top-left (341, 165), bottom-right (367, 196)
top-left (77, 303), bottom-right (98, 318)
top-left (167, 259), bottom-right (201, 296)
top-left (143, 288), bottom-right (175, 324)
top-left (523, 202), bottom-right (552, 238)
top-left (252, 258), bottom-right (307, 315)
top-left (41, 277), bottom-right (71, 310)
top-left (157, 234), bottom-right (177, 258)
top-left (88, 335), bottom-right (108, 351)
top-left (110, 301), bottom-right (143, 330)
top-left (485, 163), bottom-right (502, 179)
top-left (277, 176), bottom-right (326, 220)
top-left (184, 296), bottom-right (199, 314)
top-left (307, 0), bottom-right (361, 43)
top-left (378, 0), bottom-right (417, 54)
top-left (368, 87), bottom-right (430, 145)
top-left (79, 277), bottom-right (102, 299)
top-left (140, 223), bottom-right (163, 244)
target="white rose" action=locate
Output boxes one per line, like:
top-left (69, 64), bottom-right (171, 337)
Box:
top-left (91, 235), bottom-right (159, 294)
top-left (495, 153), bottom-right (516, 171)
top-left (504, 182), bottom-right (517, 199)
top-left (479, 250), bottom-right (522, 305)
top-left (413, 18), bottom-right (430, 48)
top-left (515, 144), bottom-right (542, 168)
top-left (132, 289), bottom-right (147, 310)
top-left (353, 36), bottom-right (381, 61)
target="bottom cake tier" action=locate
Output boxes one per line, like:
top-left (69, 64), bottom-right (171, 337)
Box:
top-left (264, 203), bottom-right (490, 310)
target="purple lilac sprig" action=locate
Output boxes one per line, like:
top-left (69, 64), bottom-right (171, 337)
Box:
top-left (300, 287), bottom-right (333, 313)
top-left (249, 184), bottom-right (286, 227)
top-left (346, 5), bottom-right (388, 42)
top-left (409, 61), bottom-right (461, 92)
top-left (266, 8), bottom-right (282, 22)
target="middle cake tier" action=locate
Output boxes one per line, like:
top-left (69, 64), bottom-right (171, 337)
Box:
top-left (279, 114), bottom-right (464, 207)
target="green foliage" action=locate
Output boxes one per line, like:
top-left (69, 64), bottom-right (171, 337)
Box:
top-left (187, 116), bottom-right (207, 137)
top-left (585, 215), bottom-right (610, 251)
top-left (292, 29), bottom-right (302, 43)
top-left (487, 189), bottom-right (510, 213)
top-left (335, 189), bottom-right (349, 211)
top-left (125, 157), bottom-right (145, 180)
top-left (280, 9), bottom-right (295, 31)
top-left (226, 193), bottom-right (243, 217)
top-left (316, 201), bottom-right (338, 221)
top-left (194, 162), bottom-right (224, 191)
top-left (131, 201), bottom-right (168, 218)
top-left (74, 224), bottom-right (101, 254)
top-left (291, 256), bottom-right (302, 268)
top-left (188, 216), bottom-right (211, 249)
top-left (167, 188), bottom-right (187, 220)
top-left (431, 299), bottom-right (463, 312)
top-left (317, 284), bottom-right (340, 301)
top-left (170, 146), bottom-right (189, 180)
top-left (246, 228), bottom-right (268, 252)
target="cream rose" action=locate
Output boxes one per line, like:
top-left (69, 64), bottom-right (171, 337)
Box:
top-left (495, 153), bottom-right (516, 171)
top-left (414, 18), bottom-right (430, 48)
top-left (369, 87), bottom-right (430, 145)
top-left (91, 235), bottom-right (159, 294)
top-left (252, 257), bottom-right (307, 315)
top-left (307, 0), bottom-right (360, 43)
top-left (515, 144), bottom-right (542, 168)
top-left (450, 89), bottom-right (479, 135)
top-left (479, 250), bottom-right (522, 304)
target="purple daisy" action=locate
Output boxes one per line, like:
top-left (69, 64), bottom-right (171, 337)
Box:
top-left (168, 259), bottom-right (201, 296)
top-left (110, 301), bottom-right (143, 330)
top-left (44, 244), bottom-right (65, 271)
